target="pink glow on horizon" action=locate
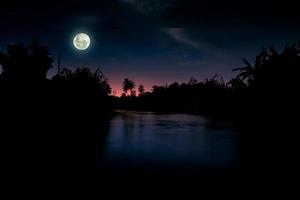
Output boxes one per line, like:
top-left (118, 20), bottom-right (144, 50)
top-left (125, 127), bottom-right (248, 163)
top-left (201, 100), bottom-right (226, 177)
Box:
top-left (105, 71), bottom-right (235, 97)
top-left (108, 78), bottom-right (157, 97)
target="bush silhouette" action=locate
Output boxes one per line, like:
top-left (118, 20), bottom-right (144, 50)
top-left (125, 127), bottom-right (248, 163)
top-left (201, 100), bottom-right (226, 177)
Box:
top-left (52, 67), bottom-right (111, 97)
top-left (0, 39), bottom-right (53, 81)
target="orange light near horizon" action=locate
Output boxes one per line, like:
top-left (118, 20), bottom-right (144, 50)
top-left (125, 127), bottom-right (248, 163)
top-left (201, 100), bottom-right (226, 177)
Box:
top-left (109, 83), bottom-right (152, 97)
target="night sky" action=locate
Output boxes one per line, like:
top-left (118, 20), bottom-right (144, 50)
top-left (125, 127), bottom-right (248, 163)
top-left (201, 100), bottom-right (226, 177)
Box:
top-left (1, 0), bottom-right (300, 95)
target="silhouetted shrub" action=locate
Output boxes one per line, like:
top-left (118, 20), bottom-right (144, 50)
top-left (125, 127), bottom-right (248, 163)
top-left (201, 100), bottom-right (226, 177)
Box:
top-left (0, 39), bottom-right (53, 81)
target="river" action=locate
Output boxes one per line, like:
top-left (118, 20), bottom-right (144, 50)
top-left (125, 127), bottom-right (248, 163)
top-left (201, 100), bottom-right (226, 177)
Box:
top-left (97, 110), bottom-right (240, 176)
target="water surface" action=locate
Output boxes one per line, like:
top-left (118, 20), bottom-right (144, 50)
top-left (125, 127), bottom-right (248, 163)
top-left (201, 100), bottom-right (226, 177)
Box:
top-left (98, 110), bottom-right (240, 174)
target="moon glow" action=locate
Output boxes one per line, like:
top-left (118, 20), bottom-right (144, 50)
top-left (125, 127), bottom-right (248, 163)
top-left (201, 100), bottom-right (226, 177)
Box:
top-left (73, 33), bottom-right (91, 50)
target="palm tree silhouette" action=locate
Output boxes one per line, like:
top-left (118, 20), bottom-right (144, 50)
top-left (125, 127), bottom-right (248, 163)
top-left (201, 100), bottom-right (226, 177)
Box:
top-left (232, 44), bottom-right (300, 88)
top-left (138, 85), bottom-right (145, 95)
top-left (232, 48), bottom-right (268, 86)
top-left (122, 78), bottom-right (136, 96)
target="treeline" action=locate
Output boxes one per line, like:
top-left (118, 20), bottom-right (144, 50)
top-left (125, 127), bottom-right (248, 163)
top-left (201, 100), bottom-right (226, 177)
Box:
top-left (114, 43), bottom-right (300, 120)
top-left (115, 75), bottom-right (235, 116)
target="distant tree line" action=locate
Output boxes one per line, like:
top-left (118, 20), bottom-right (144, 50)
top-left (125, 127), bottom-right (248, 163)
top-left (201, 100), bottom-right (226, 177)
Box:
top-left (114, 43), bottom-right (300, 119)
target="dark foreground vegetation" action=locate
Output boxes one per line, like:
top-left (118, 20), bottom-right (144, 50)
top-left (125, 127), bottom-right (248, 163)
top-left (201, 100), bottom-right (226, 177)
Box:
top-left (0, 40), bottom-right (299, 193)
top-left (0, 40), bottom-right (113, 192)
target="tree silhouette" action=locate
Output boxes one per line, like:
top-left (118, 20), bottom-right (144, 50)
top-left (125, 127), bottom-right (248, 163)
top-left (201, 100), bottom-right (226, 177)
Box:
top-left (232, 48), bottom-right (267, 87)
top-left (0, 39), bottom-right (53, 81)
top-left (131, 90), bottom-right (137, 97)
top-left (232, 44), bottom-right (300, 89)
top-left (188, 77), bottom-right (198, 85)
top-left (122, 78), bottom-right (136, 96)
top-left (138, 85), bottom-right (145, 95)
top-left (53, 67), bottom-right (111, 96)
top-left (228, 77), bottom-right (247, 90)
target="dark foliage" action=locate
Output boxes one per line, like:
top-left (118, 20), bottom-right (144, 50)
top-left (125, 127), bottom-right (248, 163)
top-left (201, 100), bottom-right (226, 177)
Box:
top-left (115, 75), bottom-right (233, 117)
top-left (138, 84), bottom-right (145, 95)
top-left (0, 39), bottom-right (53, 81)
top-left (52, 67), bottom-right (112, 97)
top-left (0, 41), bottom-right (113, 186)
top-left (122, 78), bottom-right (136, 96)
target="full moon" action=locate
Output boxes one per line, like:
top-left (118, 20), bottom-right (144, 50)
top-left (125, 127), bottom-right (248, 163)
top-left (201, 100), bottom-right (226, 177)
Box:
top-left (73, 33), bottom-right (91, 50)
